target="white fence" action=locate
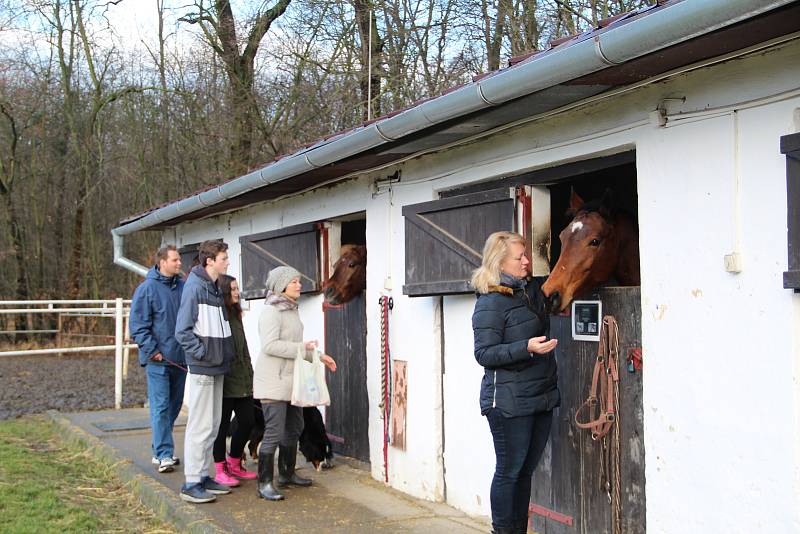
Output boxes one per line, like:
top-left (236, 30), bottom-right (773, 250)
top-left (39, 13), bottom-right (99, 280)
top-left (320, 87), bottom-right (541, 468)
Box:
top-left (0, 299), bottom-right (138, 409)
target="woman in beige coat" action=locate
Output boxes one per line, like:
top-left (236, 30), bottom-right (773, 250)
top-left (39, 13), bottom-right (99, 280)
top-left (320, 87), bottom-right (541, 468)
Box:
top-left (253, 266), bottom-right (336, 501)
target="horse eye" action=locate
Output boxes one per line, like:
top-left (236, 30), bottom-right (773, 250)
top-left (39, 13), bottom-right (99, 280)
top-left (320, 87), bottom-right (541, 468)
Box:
top-left (348, 262), bottom-right (356, 268)
top-left (589, 239), bottom-right (601, 247)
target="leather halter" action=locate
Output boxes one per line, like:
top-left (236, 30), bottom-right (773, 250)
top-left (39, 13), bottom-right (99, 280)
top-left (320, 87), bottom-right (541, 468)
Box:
top-left (574, 316), bottom-right (620, 440)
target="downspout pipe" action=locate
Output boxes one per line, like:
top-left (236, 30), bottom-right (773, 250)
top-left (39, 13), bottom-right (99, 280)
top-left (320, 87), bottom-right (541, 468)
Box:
top-left (111, 0), bottom-right (793, 276)
top-left (112, 228), bottom-right (148, 278)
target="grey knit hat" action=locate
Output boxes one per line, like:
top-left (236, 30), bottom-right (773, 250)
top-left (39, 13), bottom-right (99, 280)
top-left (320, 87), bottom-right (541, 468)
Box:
top-left (265, 265), bottom-right (302, 294)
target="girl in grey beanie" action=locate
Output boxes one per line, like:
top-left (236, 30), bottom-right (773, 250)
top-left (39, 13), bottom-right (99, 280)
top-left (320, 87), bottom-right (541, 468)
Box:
top-left (265, 266), bottom-right (302, 295)
top-left (253, 265), bottom-right (336, 501)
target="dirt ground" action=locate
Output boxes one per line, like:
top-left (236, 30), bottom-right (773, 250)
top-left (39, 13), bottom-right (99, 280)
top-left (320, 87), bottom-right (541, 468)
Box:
top-left (0, 353), bottom-right (148, 420)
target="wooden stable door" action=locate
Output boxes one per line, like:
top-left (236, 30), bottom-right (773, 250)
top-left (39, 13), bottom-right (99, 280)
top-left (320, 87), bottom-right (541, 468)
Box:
top-left (324, 291), bottom-right (370, 462)
top-left (530, 287), bottom-right (645, 534)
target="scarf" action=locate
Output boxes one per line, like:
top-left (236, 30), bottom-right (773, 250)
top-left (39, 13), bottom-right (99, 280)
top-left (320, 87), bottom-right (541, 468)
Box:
top-left (499, 272), bottom-right (527, 289)
top-left (265, 290), bottom-right (298, 311)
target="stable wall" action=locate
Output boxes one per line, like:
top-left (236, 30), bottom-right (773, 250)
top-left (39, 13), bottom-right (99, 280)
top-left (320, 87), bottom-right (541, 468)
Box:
top-left (388, 38), bottom-right (800, 528)
top-left (165, 38), bottom-right (800, 530)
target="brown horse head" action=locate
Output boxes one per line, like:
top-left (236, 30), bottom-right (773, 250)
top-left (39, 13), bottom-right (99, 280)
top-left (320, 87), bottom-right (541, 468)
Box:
top-left (323, 244), bottom-right (367, 305)
top-left (541, 189), bottom-right (640, 313)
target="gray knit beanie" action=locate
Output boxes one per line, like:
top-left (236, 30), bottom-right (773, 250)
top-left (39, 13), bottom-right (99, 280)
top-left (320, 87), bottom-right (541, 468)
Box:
top-left (265, 265), bottom-right (302, 294)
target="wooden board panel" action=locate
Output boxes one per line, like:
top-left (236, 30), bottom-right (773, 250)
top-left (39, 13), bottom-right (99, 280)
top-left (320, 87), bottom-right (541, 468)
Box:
top-left (402, 189), bottom-right (515, 296)
top-left (239, 223), bottom-right (320, 299)
top-left (530, 287), bottom-right (644, 534)
top-left (324, 292), bottom-right (370, 462)
top-left (391, 360), bottom-right (408, 450)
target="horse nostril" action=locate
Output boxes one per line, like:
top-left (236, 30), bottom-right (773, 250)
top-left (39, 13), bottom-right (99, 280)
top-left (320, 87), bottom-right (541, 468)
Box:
top-left (549, 292), bottom-right (561, 314)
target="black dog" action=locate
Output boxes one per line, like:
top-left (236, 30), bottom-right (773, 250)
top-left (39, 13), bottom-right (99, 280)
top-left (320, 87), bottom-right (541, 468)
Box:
top-left (230, 402), bottom-right (334, 470)
top-left (225, 399), bottom-right (265, 461)
top-left (299, 406), bottom-right (335, 471)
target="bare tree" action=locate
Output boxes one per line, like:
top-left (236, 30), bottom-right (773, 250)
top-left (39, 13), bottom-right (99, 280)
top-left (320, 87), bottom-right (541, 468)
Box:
top-left (0, 97), bottom-right (33, 312)
top-left (180, 0), bottom-right (291, 175)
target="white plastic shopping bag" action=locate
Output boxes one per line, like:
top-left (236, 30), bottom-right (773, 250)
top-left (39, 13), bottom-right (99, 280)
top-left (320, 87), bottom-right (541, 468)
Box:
top-left (291, 347), bottom-right (331, 407)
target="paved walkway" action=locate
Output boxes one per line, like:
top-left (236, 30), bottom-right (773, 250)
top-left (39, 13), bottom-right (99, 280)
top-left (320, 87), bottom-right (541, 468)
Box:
top-left (50, 408), bottom-right (491, 534)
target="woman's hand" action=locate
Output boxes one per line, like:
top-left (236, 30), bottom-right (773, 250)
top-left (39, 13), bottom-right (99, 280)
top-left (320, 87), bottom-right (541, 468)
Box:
top-left (320, 354), bottom-right (337, 372)
top-left (528, 336), bottom-right (558, 354)
top-left (304, 340), bottom-right (318, 351)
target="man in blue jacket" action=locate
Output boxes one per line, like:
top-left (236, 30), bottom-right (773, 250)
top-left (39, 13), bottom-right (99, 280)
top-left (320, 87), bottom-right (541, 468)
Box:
top-left (175, 239), bottom-right (235, 504)
top-left (129, 245), bottom-right (187, 474)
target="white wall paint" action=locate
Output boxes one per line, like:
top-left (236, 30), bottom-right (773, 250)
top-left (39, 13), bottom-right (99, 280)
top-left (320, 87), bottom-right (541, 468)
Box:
top-left (162, 40), bottom-right (800, 529)
top-left (365, 181), bottom-right (446, 500)
top-left (442, 294), bottom-right (495, 516)
top-left (635, 67), bottom-right (800, 534)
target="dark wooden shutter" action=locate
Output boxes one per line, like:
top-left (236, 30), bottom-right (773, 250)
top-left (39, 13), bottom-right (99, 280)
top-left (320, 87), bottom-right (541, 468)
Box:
top-left (239, 223), bottom-right (320, 300)
top-left (178, 240), bottom-right (221, 276)
top-left (402, 188), bottom-right (516, 296)
top-left (782, 132), bottom-right (800, 291)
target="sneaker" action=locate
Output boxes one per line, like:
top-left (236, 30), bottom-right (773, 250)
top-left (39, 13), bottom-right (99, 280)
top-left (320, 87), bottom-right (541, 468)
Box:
top-left (158, 457), bottom-right (176, 473)
top-left (201, 476), bottom-right (232, 495)
top-left (152, 456), bottom-right (181, 466)
top-left (180, 482), bottom-right (216, 503)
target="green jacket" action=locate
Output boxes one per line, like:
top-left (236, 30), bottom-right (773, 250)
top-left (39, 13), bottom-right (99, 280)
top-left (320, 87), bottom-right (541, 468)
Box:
top-left (223, 313), bottom-right (254, 398)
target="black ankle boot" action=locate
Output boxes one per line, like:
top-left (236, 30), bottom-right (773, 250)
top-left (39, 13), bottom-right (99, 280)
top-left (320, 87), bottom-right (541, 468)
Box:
top-left (256, 452), bottom-right (284, 501)
top-left (277, 445), bottom-right (312, 487)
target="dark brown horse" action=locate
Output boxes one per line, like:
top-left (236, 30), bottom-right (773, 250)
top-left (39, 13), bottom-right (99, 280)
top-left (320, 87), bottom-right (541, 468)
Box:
top-left (542, 190), bottom-right (640, 313)
top-left (323, 244), bottom-right (367, 305)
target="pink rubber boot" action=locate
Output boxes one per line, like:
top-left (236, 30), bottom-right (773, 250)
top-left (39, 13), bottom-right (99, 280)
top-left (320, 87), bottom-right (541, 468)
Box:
top-left (213, 461), bottom-right (241, 487)
top-left (227, 455), bottom-right (257, 480)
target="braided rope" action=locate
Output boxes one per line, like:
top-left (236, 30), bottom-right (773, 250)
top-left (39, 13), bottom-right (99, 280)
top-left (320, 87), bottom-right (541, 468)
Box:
top-left (603, 317), bottom-right (622, 534)
top-left (378, 296), bottom-right (392, 482)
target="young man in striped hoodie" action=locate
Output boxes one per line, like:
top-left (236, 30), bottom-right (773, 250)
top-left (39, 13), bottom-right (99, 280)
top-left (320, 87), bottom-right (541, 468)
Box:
top-left (175, 240), bottom-right (236, 503)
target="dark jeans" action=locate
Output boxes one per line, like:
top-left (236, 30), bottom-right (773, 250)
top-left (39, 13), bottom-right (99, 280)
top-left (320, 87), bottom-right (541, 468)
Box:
top-left (486, 408), bottom-right (553, 530)
top-left (213, 396), bottom-right (255, 462)
top-left (145, 363), bottom-right (186, 461)
top-left (259, 401), bottom-right (304, 454)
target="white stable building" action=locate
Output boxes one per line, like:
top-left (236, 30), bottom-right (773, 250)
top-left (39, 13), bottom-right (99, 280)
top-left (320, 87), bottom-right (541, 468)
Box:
top-left (113, 2), bottom-right (800, 532)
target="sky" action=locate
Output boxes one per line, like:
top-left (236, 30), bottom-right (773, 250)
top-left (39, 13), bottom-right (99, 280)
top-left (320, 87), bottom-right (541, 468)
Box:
top-left (105, 1), bottom-right (162, 42)
top-left (103, 1), bottom-right (185, 51)
top-left (103, 1), bottom-right (269, 48)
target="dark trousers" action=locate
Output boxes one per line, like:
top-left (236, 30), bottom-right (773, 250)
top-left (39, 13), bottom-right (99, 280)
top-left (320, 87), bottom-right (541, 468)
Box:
top-left (213, 396), bottom-right (255, 462)
top-left (259, 401), bottom-right (304, 454)
top-left (486, 408), bottom-right (553, 530)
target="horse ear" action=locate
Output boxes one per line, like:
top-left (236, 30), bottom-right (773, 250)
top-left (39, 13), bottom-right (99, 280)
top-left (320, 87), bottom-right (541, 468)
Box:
top-left (599, 188), bottom-right (614, 218)
top-left (567, 188), bottom-right (585, 216)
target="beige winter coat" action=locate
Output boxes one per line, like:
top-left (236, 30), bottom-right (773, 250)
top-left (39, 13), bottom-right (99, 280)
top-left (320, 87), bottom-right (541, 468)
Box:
top-left (253, 304), bottom-right (313, 401)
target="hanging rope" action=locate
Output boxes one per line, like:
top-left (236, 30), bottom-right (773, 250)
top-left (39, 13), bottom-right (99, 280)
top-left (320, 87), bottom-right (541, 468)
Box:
top-left (378, 295), bottom-right (393, 482)
top-left (575, 315), bottom-right (622, 534)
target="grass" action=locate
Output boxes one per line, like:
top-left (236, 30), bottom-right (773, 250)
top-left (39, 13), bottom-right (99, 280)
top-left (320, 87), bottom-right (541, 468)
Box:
top-left (0, 416), bottom-right (176, 534)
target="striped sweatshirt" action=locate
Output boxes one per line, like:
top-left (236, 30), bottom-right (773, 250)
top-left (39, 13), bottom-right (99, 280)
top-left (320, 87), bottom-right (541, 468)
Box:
top-left (175, 266), bottom-right (234, 375)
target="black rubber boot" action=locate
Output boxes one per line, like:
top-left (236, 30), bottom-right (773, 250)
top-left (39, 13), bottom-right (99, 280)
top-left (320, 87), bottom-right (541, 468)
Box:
top-left (277, 445), bottom-right (312, 487)
top-left (256, 452), bottom-right (284, 501)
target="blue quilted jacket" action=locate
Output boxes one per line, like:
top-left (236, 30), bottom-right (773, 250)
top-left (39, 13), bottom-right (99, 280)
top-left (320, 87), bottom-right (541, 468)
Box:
top-left (129, 266), bottom-right (185, 366)
top-left (472, 277), bottom-right (560, 417)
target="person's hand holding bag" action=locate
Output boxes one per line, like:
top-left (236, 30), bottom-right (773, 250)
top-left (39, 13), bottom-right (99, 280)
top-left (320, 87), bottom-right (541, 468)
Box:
top-left (319, 353), bottom-right (336, 372)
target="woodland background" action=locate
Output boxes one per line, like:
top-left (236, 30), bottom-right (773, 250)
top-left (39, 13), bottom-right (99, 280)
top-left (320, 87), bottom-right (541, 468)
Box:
top-left (0, 0), bottom-right (648, 302)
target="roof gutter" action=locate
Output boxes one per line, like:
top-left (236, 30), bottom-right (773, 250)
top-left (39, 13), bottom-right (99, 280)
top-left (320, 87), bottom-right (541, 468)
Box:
top-left (112, 0), bottom-right (793, 276)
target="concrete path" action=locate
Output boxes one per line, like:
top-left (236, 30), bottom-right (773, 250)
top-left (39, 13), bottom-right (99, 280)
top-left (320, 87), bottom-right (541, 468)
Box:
top-left (50, 408), bottom-right (491, 534)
